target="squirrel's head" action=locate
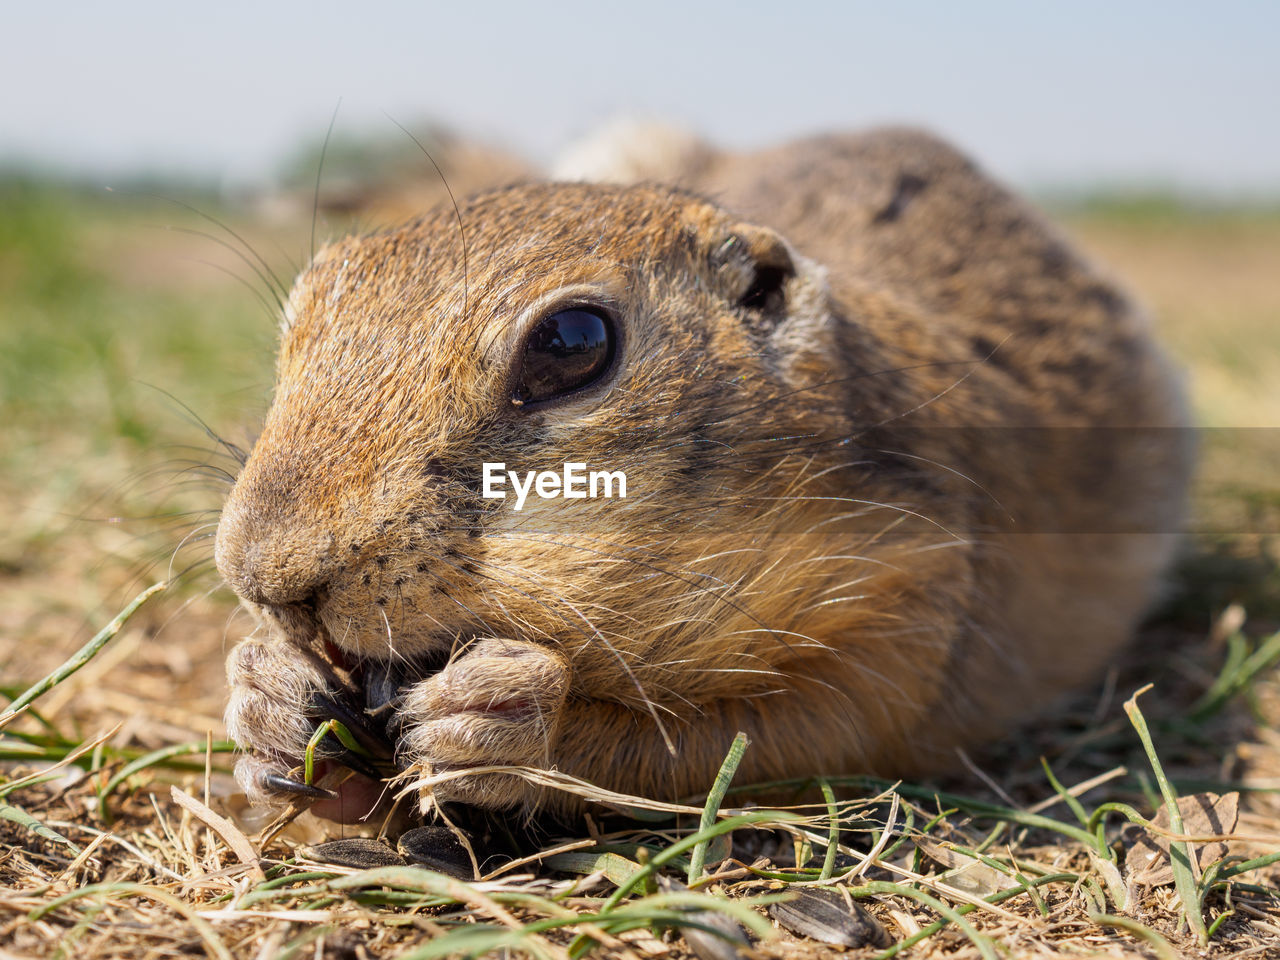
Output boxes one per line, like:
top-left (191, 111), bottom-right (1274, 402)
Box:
top-left (214, 182), bottom-right (924, 702)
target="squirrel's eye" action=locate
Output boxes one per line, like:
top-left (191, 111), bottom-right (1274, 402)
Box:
top-left (513, 308), bottom-right (616, 405)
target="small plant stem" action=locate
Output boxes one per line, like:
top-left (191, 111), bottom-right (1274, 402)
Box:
top-left (1214, 851), bottom-right (1280, 882)
top-left (1040, 757), bottom-right (1092, 828)
top-left (304, 719), bottom-right (373, 784)
top-left (1124, 685), bottom-right (1208, 945)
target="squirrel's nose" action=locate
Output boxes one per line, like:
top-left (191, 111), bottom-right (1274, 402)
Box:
top-left (216, 535), bottom-right (328, 606)
top-left (215, 497), bottom-right (334, 608)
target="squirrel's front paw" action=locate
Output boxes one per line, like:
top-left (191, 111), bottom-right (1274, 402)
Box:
top-left (225, 637), bottom-right (390, 819)
top-left (396, 638), bottom-right (569, 811)
top-left (225, 637), bottom-right (336, 803)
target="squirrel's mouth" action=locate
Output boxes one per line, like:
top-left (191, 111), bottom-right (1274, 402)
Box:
top-left (249, 616), bottom-right (456, 814)
top-left (307, 635), bottom-right (452, 770)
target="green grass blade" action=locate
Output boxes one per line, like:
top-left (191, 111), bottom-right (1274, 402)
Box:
top-left (98, 738), bottom-right (236, 818)
top-left (818, 779), bottom-right (839, 881)
top-left (1214, 851), bottom-right (1280, 882)
top-left (687, 731), bottom-right (748, 884)
top-left (614, 810), bottom-right (792, 906)
top-left (1, 581), bottom-right (167, 721)
top-left (544, 850), bottom-right (644, 887)
top-left (853, 881), bottom-right (999, 960)
top-left (1124, 686), bottom-right (1208, 945)
top-left (1040, 758), bottom-right (1092, 829)
top-left (1189, 629), bottom-right (1251, 721)
top-left (604, 890), bottom-right (779, 939)
top-left (1089, 913), bottom-right (1178, 960)
top-left (1190, 627), bottom-right (1280, 723)
top-left (0, 800), bottom-right (81, 855)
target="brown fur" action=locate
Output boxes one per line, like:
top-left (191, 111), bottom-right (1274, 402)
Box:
top-left (216, 128), bottom-right (1192, 816)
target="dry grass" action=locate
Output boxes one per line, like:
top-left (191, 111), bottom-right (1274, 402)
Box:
top-left (1, 178), bottom-right (1278, 958)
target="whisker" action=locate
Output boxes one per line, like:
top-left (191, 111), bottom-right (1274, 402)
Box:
top-left (867, 447), bottom-right (1009, 518)
top-left (312, 99), bottom-right (343, 266)
top-left (167, 522), bottom-right (221, 582)
top-left (386, 115), bottom-right (469, 329)
top-left (187, 257), bottom-right (284, 326)
top-left (165, 224), bottom-right (287, 309)
top-left (149, 195), bottom-right (290, 303)
top-left (865, 334), bottom-right (1013, 432)
top-left (133, 381), bottom-right (248, 468)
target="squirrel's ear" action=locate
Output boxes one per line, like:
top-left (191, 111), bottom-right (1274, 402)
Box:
top-left (709, 222), bottom-right (836, 375)
top-left (708, 223), bottom-right (795, 319)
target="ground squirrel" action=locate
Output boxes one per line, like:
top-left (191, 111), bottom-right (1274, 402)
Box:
top-left (215, 128), bottom-right (1192, 820)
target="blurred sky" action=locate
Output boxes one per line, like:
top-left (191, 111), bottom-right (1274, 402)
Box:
top-left (4, 0), bottom-right (1277, 194)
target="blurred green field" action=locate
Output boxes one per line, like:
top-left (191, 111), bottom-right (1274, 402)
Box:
top-left (1, 182), bottom-right (261, 558)
top-left (1, 181), bottom-right (275, 473)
